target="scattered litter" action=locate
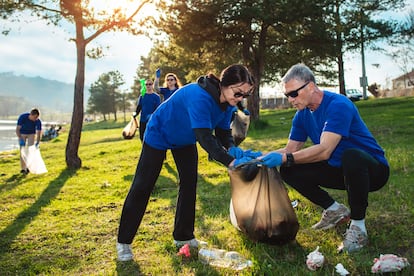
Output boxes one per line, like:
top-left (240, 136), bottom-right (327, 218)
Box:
top-left (177, 244), bottom-right (191, 258)
top-left (371, 254), bottom-right (410, 273)
top-left (198, 248), bottom-right (252, 271)
top-left (306, 246), bottom-right (324, 271)
top-left (291, 200), bottom-right (299, 208)
top-left (335, 263), bottom-right (350, 275)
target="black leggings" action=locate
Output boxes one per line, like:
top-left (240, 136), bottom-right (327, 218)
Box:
top-left (280, 148), bottom-right (389, 220)
top-left (138, 122), bottom-right (147, 141)
top-left (118, 143), bottom-right (198, 244)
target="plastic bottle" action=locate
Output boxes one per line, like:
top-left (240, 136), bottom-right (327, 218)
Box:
top-left (198, 248), bottom-right (253, 271)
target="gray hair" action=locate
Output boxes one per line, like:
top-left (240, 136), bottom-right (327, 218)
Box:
top-left (282, 63), bottom-right (316, 84)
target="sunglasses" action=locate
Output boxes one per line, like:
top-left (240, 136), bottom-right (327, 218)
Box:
top-left (167, 78), bottom-right (175, 81)
top-left (284, 82), bottom-right (310, 98)
top-left (145, 83), bottom-right (153, 86)
top-left (233, 91), bottom-right (252, 98)
top-left (230, 87), bottom-right (253, 99)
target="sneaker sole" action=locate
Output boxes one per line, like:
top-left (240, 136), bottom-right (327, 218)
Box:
top-left (118, 256), bottom-right (133, 262)
top-left (312, 215), bottom-right (350, 230)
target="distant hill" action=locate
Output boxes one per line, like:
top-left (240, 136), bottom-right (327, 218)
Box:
top-left (0, 72), bottom-right (89, 117)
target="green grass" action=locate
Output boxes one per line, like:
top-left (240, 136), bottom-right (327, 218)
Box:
top-left (0, 97), bottom-right (413, 275)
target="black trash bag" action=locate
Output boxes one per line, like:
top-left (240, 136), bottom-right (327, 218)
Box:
top-left (229, 165), bottom-right (299, 245)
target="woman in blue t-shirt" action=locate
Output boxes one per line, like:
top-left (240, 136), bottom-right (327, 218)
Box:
top-left (134, 79), bottom-right (161, 141)
top-left (154, 70), bottom-right (183, 102)
top-left (117, 64), bottom-right (259, 261)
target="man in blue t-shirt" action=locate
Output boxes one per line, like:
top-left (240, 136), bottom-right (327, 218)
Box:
top-left (16, 108), bottom-right (42, 174)
top-left (260, 63), bottom-right (389, 253)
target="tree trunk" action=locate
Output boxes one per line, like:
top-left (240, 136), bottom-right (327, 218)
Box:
top-left (65, 25), bottom-right (85, 169)
top-left (338, 51), bottom-right (346, 95)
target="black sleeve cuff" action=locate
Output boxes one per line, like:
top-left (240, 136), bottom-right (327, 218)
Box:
top-left (194, 128), bottom-right (234, 166)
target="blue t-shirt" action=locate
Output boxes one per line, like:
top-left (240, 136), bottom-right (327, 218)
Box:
top-left (289, 91), bottom-right (388, 167)
top-left (159, 87), bottom-right (178, 101)
top-left (144, 83), bottom-right (234, 150)
top-left (17, 113), bottom-right (42, 134)
top-left (137, 93), bottom-right (161, 123)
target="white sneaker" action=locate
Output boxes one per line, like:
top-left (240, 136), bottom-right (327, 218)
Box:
top-left (116, 242), bottom-right (133, 261)
top-left (311, 204), bottom-right (350, 230)
top-left (174, 238), bottom-right (207, 248)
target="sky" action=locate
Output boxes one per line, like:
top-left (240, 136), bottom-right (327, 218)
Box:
top-left (0, 1), bottom-right (413, 95)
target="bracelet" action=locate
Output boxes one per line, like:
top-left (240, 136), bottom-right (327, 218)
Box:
top-left (286, 153), bottom-right (295, 167)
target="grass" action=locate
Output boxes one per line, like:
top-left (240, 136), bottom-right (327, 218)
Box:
top-left (0, 97), bottom-right (413, 275)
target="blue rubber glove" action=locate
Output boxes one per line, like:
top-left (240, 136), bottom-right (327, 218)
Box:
top-left (232, 156), bottom-right (253, 168)
top-left (35, 141), bottom-right (40, 148)
top-left (243, 149), bottom-right (262, 158)
top-left (155, 68), bottom-right (161, 78)
top-left (19, 138), bottom-right (25, 147)
top-left (228, 146), bottom-right (244, 159)
top-left (243, 109), bottom-right (250, 115)
top-left (261, 152), bottom-right (283, 168)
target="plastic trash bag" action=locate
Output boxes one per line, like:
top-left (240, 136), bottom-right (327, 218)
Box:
top-left (231, 110), bottom-right (250, 146)
top-left (122, 116), bottom-right (138, 139)
top-left (228, 165), bottom-right (299, 245)
top-left (20, 145), bottom-right (47, 174)
top-left (198, 248), bottom-right (253, 271)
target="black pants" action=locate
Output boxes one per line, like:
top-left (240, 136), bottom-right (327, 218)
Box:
top-left (138, 122), bottom-right (147, 141)
top-left (117, 143), bottom-right (198, 244)
top-left (280, 148), bottom-right (389, 220)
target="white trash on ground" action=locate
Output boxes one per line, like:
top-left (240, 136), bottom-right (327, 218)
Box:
top-left (21, 145), bottom-right (47, 174)
top-left (371, 254), bottom-right (410, 273)
top-left (306, 246), bottom-right (324, 271)
top-left (198, 248), bottom-right (253, 271)
top-left (335, 263), bottom-right (350, 275)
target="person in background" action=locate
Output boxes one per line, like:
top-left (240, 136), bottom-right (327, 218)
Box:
top-left (116, 64), bottom-right (261, 262)
top-left (133, 79), bottom-right (161, 142)
top-left (231, 101), bottom-right (250, 122)
top-left (260, 63), bottom-right (389, 253)
top-left (154, 69), bottom-right (183, 102)
top-left (16, 108), bottom-right (42, 174)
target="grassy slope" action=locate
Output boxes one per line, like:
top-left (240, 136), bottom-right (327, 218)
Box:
top-left (0, 97), bottom-right (413, 275)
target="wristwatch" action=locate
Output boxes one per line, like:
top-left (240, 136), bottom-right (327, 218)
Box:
top-left (286, 153), bottom-right (295, 167)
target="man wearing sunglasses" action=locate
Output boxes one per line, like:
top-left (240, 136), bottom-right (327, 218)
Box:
top-left (260, 63), bottom-right (389, 253)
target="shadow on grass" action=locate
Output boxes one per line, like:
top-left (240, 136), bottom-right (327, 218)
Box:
top-left (0, 172), bottom-right (28, 193)
top-left (0, 168), bottom-right (76, 254)
top-left (116, 260), bottom-right (143, 275)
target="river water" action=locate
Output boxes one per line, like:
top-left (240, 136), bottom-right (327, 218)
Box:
top-left (0, 120), bottom-right (19, 152)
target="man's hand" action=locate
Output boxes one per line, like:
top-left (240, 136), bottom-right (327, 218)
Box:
top-left (261, 152), bottom-right (283, 168)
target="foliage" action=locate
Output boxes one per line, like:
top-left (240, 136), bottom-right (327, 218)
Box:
top-left (87, 71), bottom-right (125, 121)
top-left (143, 0), bottom-right (333, 120)
top-left (140, 0), bottom-right (406, 120)
top-left (388, 11), bottom-right (414, 81)
top-left (0, 97), bottom-right (413, 275)
top-left (0, 0), bottom-right (152, 169)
